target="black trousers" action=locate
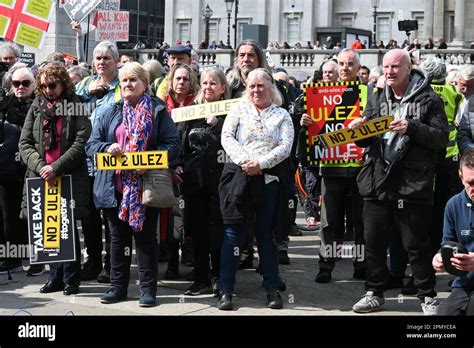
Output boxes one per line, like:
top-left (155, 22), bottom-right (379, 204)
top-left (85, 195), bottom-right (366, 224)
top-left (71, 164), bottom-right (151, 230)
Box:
top-left (363, 199), bottom-right (436, 299)
top-left (81, 177), bottom-right (110, 270)
top-left (107, 204), bottom-right (159, 295)
top-left (319, 176), bottom-right (365, 271)
top-left (184, 189), bottom-right (223, 284)
top-left (438, 287), bottom-right (474, 316)
top-left (0, 180), bottom-right (28, 261)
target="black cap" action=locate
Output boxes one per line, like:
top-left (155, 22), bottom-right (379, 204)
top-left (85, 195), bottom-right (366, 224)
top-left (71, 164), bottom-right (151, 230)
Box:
top-left (167, 45), bottom-right (192, 57)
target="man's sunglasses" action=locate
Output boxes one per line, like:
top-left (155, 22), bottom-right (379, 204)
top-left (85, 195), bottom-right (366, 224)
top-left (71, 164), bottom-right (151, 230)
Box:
top-left (39, 82), bottom-right (58, 90)
top-left (12, 80), bottom-right (32, 88)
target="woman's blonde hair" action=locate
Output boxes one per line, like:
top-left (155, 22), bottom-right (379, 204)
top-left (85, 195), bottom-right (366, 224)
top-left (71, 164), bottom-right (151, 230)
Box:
top-left (163, 63), bottom-right (199, 100)
top-left (118, 62), bottom-right (150, 94)
top-left (245, 68), bottom-right (283, 106)
top-left (142, 59), bottom-right (165, 84)
top-left (195, 67), bottom-right (230, 104)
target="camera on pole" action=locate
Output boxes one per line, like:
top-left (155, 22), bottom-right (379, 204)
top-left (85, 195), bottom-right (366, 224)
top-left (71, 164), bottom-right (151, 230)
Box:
top-left (398, 20), bottom-right (418, 42)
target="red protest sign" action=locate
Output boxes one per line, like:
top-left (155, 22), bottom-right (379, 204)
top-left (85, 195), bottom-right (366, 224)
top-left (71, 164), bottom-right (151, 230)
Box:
top-left (304, 81), bottom-right (363, 165)
top-left (0, 0), bottom-right (51, 49)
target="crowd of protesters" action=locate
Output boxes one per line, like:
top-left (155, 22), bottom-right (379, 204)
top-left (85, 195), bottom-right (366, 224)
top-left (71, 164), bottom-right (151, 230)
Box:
top-left (0, 28), bottom-right (473, 315)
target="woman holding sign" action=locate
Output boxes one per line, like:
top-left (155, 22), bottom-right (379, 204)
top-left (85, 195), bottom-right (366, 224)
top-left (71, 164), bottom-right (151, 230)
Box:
top-left (19, 62), bottom-right (92, 296)
top-left (178, 67), bottom-right (230, 296)
top-left (217, 68), bottom-right (294, 310)
top-left (86, 62), bottom-right (180, 307)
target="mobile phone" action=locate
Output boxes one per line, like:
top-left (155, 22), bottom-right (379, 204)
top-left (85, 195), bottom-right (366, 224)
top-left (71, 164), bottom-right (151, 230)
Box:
top-left (440, 241), bottom-right (469, 277)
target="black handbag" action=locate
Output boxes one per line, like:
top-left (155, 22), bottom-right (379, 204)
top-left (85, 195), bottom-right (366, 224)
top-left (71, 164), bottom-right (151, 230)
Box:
top-left (141, 169), bottom-right (177, 208)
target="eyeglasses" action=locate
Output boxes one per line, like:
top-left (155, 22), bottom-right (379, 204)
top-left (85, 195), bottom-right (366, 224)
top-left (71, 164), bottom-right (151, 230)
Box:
top-left (39, 82), bottom-right (58, 90)
top-left (12, 80), bottom-right (32, 88)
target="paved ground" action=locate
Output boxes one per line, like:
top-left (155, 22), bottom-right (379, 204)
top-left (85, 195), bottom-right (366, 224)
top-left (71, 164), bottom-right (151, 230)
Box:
top-left (0, 213), bottom-right (454, 317)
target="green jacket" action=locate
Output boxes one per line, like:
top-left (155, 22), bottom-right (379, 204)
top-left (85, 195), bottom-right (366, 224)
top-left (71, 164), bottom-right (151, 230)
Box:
top-left (19, 95), bottom-right (92, 220)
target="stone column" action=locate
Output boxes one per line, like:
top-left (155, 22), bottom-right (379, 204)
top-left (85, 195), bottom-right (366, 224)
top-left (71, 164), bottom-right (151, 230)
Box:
top-left (424, 0), bottom-right (434, 40)
top-left (269, 0), bottom-right (281, 42)
top-left (452, 0), bottom-right (466, 47)
top-left (164, 0), bottom-right (175, 44)
top-left (433, 0), bottom-right (444, 43)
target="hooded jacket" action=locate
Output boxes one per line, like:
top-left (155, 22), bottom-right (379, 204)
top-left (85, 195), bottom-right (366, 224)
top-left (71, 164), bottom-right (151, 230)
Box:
top-left (356, 69), bottom-right (449, 205)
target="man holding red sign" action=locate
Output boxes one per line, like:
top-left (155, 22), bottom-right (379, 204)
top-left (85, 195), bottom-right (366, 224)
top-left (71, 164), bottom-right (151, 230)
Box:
top-left (300, 49), bottom-right (368, 283)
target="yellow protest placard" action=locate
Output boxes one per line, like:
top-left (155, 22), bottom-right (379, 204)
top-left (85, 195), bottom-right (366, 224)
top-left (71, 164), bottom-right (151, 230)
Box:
top-left (171, 98), bottom-right (242, 123)
top-left (96, 151), bottom-right (169, 171)
top-left (44, 177), bottom-right (61, 249)
top-left (15, 23), bottom-right (44, 48)
top-left (25, 0), bottom-right (52, 20)
top-left (0, 16), bottom-right (8, 36)
top-left (318, 116), bottom-right (394, 148)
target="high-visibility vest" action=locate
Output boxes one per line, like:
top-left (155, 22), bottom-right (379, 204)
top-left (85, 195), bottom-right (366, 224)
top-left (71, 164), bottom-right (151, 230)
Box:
top-left (431, 83), bottom-right (463, 158)
top-left (77, 76), bottom-right (122, 103)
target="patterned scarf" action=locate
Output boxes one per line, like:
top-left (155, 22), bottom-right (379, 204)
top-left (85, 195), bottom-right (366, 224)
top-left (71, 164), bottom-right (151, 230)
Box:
top-left (39, 96), bottom-right (63, 151)
top-left (118, 94), bottom-right (153, 232)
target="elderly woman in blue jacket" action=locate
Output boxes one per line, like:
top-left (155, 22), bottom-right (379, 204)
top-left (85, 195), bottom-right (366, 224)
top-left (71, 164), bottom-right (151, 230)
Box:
top-left (86, 62), bottom-right (180, 307)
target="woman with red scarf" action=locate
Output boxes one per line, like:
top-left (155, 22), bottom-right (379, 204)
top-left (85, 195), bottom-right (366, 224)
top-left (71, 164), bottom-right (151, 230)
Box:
top-left (86, 62), bottom-right (180, 307)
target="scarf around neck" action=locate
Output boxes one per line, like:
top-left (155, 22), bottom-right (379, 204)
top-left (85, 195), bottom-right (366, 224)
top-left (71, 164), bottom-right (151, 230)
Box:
top-left (39, 95), bottom-right (63, 151)
top-left (118, 94), bottom-right (154, 232)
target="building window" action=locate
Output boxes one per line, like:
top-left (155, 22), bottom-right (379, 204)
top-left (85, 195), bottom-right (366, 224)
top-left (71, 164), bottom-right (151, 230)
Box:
top-left (338, 16), bottom-right (353, 27)
top-left (377, 16), bottom-right (390, 44)
top-left (413, 15), bottom-right (424, 40)
top-left (237, 20), bottom-right (250, 44)
top-left (178, 22), bottom-right (190, 43)
top-left (287, 16), bottom-right (300, 45)
top-left (448, 13), bottom-right (455, 41)
top-left (209, 21), bottom-right (218, 43)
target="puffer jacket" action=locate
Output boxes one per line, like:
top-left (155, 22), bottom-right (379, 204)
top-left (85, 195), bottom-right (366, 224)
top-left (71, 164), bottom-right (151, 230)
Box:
top-left (355, 69), bottom-right (448, 205)
top-left (85, 97), bottom-right (180, 209)
top-left (19, 94), bottom-right (92, 219)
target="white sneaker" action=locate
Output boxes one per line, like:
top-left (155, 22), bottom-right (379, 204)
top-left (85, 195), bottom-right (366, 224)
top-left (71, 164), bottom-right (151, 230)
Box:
top-left (421, 297), bottom-right (438, 316)
top-left (352, 291), bottom-right (385, 313)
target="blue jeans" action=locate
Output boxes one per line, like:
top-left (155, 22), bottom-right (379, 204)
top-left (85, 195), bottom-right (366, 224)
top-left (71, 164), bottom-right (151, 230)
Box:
top-left (220, 181), bottom-right (279, 294)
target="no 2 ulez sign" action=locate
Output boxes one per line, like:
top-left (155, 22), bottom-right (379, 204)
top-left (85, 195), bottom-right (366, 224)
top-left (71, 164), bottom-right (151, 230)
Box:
top-left (304, 81), bottom-right (363, 165)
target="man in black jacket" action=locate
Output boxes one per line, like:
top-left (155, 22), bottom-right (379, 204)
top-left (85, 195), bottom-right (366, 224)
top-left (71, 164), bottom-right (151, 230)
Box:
top-left (349, 49), bottom-right (448, 314)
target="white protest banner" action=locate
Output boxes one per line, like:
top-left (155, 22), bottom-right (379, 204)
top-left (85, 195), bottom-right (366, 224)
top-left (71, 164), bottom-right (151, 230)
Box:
top-left (95, 10), bottom-right (129, 42)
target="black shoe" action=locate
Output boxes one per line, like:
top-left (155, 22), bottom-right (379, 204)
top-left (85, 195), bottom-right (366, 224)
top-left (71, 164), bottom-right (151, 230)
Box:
top-left (278, 250), bottom-right (290, 265)
top-left (184, 282), bottom-right (212, 296)
top-left (101, 287), bottom-right (127, 304)
top-left (267, 291), bottom-right (283, 309)
top-left (401, 275), bottom-right (417, 295)
top-left (217, 293), bottom-right (233, 310)
top-left (80, 259), bottom-right (102, 281)
top-left (26, 264), bottom-right (45, 277)
top-left (289, 224), bottom-right (303, 236)
top-left (40, 280), bottom-right (64, 293)
top-left (139, 291), bottom-right (156, 307)
top-left (63, 284), bottom-right (79, 296)
top-left (0, 260), bottom-right (23, 274)
top-left (238, 258), bottom-right (254, 270)
top-left (164, 268), bottom-right (180, 280)
top-left (97, 269), bottom-right (111, 283)
top-left (315, 270), bottom-right (331, 283)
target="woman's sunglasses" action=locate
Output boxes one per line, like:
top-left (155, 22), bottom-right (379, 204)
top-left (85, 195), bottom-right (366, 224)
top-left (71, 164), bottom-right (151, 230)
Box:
top-left (12, 80), bottom-right (32, 88)
top-left (39, 82), bottom-right (58, 90)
